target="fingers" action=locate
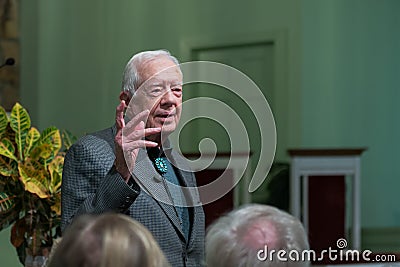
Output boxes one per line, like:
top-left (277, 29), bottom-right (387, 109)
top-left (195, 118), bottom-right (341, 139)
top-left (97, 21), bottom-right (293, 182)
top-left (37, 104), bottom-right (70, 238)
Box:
top-left (124, 110), bottom-right (151, 132)
top-left (144, 127), bottom-right (162, 136)
top-left (116, 100), bottom-right (127, 130)
top-left (116, 101), bottom-right (161, 144)
top-left (123, 110), bottom-right (162, 140)
top-left (123, 126), bottom-right (162, 140)
top-left (116, 102), bottom-right (152, 133)
top-left (123, 140), bottom-right (159, 152)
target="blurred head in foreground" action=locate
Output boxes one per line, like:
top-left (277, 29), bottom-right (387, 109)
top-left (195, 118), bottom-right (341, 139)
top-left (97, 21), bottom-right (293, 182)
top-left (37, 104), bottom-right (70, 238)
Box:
top-left (206, 204), bottom-right (309, 267)
top-left (48, 213), bottom-right (170, 267)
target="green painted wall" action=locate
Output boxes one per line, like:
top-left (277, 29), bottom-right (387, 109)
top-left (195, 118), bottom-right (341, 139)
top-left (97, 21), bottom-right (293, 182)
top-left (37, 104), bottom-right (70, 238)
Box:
top-left (19, 0), bottom-right (302, 141)
top-left (0, 228), bottom-right (20, 266)
top-left (302, 0), bottom-right (400, 228)
top-left (2, 0), bottom-right (399, 265)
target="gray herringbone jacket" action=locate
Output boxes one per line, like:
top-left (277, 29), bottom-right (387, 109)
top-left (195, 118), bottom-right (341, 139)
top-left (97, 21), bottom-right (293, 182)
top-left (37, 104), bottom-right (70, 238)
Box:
top-left (61, 126), bottom-right (205, 267)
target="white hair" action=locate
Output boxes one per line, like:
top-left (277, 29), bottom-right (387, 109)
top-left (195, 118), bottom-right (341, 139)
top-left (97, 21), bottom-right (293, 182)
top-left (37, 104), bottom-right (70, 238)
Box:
top-left (206, 204), bottom-right (310, 267)
top-left (122, 49), bottom-right (181, 95)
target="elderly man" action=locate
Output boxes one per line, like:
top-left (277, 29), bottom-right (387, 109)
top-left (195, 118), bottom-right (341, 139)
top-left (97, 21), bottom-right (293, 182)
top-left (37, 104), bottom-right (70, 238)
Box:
top-left (61, 50), bottom-right (205, 267)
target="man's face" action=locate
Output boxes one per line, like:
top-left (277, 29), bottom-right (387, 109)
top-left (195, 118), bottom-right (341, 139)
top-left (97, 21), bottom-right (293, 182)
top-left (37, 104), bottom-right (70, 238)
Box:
top-left (129, 56), bottom-right (183, 137)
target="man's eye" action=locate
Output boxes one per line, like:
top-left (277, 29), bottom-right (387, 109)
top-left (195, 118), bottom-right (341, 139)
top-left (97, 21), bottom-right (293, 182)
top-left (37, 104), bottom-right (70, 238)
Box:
top-left (151, 88), bottom-right (162, 95)
top-left (172, 87), bottom-right (182, 92)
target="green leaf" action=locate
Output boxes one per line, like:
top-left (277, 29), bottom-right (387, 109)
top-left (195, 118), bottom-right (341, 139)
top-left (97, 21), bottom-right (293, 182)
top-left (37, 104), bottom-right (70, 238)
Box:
top-left (24, 127), bottom-right (40, 158)
top-left (0, 156), bottom-right (18, 176)
top-left (62, 129), bottom-right (77, 150)
top-left (0, 192), bottom-right (16, 214)
top-left (48, 156), bottom-right (64, 194)
top-left (0, 106), bottom-right (8, 138)
top-left (36, 127), bottom-right (61, 157)
top-left (0, 138), bottom-right (17, 161)
top-left (10, 103), bottom-right (31, 160)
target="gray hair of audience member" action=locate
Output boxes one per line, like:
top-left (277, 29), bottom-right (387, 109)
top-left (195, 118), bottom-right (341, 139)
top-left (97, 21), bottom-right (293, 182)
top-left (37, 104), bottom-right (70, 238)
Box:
top-left (122, 49), bottom-right (181, 95)
top-left (47, 213), bottom-right (171, 267)
top-left (206, 204), bottom-right (309, 267)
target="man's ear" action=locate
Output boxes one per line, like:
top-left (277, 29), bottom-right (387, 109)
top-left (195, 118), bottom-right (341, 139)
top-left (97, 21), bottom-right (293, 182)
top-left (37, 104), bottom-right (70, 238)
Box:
top-left (119, 91), bottom-right (132, 104)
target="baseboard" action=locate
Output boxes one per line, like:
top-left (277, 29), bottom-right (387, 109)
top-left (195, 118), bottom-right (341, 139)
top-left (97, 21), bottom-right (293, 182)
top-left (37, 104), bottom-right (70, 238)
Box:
top-left (362, 227), bottom-right (400, 252)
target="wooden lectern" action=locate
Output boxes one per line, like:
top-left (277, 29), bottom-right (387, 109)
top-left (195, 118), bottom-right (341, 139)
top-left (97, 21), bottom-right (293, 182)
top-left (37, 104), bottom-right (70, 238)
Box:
top-left (288, 148), bottom-right (366, 251)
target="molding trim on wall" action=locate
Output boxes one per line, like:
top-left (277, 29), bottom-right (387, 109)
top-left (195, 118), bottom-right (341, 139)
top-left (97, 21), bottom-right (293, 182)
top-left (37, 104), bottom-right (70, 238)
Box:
top-left (179, 30), bottom-right (287, 112)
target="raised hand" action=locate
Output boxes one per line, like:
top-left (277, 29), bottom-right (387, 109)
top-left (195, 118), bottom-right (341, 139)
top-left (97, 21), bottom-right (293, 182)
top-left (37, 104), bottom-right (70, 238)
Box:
top-left (114, 100), bottom-right (161, 181)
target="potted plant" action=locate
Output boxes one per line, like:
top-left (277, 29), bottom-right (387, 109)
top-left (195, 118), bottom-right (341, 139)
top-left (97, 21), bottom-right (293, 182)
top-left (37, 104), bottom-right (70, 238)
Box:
top-left (0, 102), bottom-right (75, 266)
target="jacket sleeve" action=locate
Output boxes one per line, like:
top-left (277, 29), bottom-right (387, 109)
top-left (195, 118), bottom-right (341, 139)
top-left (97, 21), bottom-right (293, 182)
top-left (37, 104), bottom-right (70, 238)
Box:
top-left (60, 135), bottom-right (140, 232)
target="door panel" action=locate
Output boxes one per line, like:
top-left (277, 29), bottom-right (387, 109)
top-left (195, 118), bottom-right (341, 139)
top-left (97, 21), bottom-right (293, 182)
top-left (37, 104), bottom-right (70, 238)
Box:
top-left (188, 43), bottom-right (274, 173)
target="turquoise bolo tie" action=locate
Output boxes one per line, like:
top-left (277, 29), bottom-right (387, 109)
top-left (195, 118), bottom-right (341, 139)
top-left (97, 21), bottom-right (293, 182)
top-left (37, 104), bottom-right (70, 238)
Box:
top-left (154, 157), bottom-right (168, 174)
top-left (148, 147), bottom-right (167, 174)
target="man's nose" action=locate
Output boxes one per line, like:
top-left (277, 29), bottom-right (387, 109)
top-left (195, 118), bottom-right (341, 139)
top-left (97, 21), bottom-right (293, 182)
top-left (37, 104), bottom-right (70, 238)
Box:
top-left (160, 88), bottom-right (175, 105)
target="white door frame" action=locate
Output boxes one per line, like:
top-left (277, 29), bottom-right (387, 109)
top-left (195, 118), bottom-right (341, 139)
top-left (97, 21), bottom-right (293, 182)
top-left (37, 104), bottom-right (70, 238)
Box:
top-left (179, 31), bottom-right (289, 205)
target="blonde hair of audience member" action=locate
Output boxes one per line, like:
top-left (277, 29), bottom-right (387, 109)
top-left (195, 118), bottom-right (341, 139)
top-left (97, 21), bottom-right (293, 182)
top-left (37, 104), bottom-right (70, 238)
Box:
top-left (47, 213), bottom-right (170, 267)
top-left (206, 204), bottom-right (309, 267)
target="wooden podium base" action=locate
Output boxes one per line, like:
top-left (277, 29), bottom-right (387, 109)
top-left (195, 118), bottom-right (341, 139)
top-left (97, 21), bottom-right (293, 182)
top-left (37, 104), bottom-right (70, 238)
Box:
top-left (308, 175), bottom-right (346, 253)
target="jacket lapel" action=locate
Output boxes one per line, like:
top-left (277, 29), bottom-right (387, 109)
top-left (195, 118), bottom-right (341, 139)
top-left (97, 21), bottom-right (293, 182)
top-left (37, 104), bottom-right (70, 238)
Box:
top-left (132, 148), bottom-right (185, 239)
top-left (168, 149), bottom-right (204, 248)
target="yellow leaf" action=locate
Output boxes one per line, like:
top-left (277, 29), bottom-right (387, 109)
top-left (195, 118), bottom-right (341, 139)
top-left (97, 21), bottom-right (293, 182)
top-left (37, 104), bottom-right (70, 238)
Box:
top-left (24, 127), bottom-right (40, 158)
top-left (0, 106), bottom-right (8, 138)
top-left (18, 160), bottom-right (44, 178)
top-left (0, 138), bottom-right (17, 161)
top-left (48, 156), bottom-right (64, 193)
top-left (29, 144), bottom-right (52, 161)
top-left (51, 192), bottom-right (61, 215)
top-left (10, 103), bottom-right (31, 160)
top-left (51, 199), bottom-right (61, 216)
top-left (37, 127), bottom-right (61, 149)
top-left (18, 162), bottom-right (49, 198)
top-left (25, 181), bottom-right (49, 199)
top-left (35, 127), bottom-right (61, 163)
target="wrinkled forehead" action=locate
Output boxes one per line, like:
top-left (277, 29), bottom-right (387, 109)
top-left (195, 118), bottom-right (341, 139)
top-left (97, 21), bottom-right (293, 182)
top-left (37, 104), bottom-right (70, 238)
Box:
top-left (139, 57), bottom-right (182, 85)
top-left (148, 69), bottom-right (182, 85)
